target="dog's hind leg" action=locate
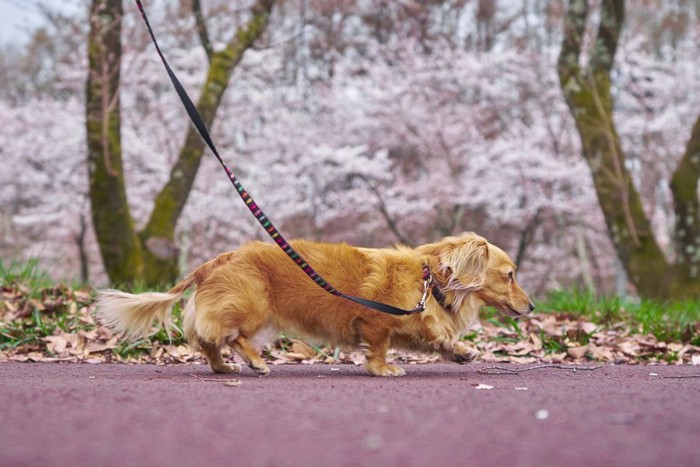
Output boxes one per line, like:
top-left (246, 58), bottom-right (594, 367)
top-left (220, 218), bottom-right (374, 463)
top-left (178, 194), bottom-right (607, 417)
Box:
top-left (230, 336), bottom-right (270, 376)
top-left (200, 340), bottom-right (242, 374)
top-left (183, 293), bottom-right (241, 374)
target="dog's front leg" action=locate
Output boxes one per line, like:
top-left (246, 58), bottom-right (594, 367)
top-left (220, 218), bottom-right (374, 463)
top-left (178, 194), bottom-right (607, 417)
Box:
top-left (365, 347), bottom-right (406, 377)
top-left (420, 316), bottom-right (477, 362)
top-left (359, 325), bottom-right (406, 377)
top-left (443, 341), bottom-right (480, 364)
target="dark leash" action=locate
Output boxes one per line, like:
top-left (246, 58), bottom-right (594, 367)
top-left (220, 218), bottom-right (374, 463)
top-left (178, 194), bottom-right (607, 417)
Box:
top-left (134, 0), bottom-right (441, 316)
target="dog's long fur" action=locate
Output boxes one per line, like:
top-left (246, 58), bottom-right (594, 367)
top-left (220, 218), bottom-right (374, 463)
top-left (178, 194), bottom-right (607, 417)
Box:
top-left (97, 232), bottom-right (533, 376)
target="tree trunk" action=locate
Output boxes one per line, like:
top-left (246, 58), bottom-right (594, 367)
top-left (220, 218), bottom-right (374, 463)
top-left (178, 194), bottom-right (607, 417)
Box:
top-left (86, 0), bottom-right (274, 287)
top-left (86, 0), bottom-right (144, 286)
top-left (669, 114), bottom-right (700, 291)
top-left (557, 0), bottom-right (700, 300)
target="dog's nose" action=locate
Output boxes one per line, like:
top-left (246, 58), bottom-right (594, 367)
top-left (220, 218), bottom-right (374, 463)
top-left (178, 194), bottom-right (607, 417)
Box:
top-left (528, 300), bottom-right (535, 313)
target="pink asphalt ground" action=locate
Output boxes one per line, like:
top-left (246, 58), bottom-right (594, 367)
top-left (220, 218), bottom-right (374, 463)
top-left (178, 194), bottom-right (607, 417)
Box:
top-left (1, 362), bottom-right (698, 467)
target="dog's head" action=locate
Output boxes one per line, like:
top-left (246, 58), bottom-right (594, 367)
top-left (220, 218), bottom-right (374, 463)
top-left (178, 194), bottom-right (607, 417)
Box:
top-left (416, 232), bottom-right (534, 317)
top-left (475, 243), bottom-right (534, 317)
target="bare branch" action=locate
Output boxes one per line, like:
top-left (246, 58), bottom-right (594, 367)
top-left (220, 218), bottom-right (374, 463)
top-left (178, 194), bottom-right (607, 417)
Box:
top-left (590, 0), bottom-right (625, 74)
top-left (355, 174), bottom-right (412, 245)
top-left (514, 208), bottom-right (544, 268)
top-left (191, 0), bottom-right (213, 62)
top-left (557, 0), bottom-right (588, 83)
top-left (477, 364), bottom-right (603, 375)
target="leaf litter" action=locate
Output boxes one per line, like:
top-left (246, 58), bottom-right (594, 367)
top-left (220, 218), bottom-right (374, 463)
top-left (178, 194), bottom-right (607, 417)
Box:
top-left (1, 284), bottom-right (698, 367)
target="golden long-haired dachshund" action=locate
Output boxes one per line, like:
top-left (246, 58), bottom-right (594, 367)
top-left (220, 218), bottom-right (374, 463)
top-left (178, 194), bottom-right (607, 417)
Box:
top-left (97, 232), bottom-right (533, 377)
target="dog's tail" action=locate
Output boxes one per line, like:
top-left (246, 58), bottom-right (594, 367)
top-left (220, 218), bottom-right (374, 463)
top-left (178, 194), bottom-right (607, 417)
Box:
top-left (96, 251), bottom-right (238, 339)
top-left (96, 274), bottom-right (197, 340)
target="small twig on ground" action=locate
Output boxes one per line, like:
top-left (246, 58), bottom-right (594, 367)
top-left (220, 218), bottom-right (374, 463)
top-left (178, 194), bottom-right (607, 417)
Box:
top-left (658, 375), bottom-right (700, 379)
top-left (477, 364), bottom-right (603, 375)
top-left (190, 373), bottom-right (240, 383)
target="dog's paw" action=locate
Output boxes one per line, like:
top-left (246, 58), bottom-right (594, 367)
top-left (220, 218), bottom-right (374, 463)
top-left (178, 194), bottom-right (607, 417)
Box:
top-left (450, 342), bottom-right (480, 364)
top-left (212, 363), bottom-right (242, 374)
top-left (250, 362), bottom-right (271, 376)
top-left (367, 364), bottom-right (406, 377)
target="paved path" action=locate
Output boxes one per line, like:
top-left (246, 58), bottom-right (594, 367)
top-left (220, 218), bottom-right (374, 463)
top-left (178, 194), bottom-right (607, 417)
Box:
top-left (1, 362), bottom-right (698, 467)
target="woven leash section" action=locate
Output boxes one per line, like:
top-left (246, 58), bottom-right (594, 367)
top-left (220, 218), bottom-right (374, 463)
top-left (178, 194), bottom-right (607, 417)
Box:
top-left (134, 0), bottom-right (427, 316)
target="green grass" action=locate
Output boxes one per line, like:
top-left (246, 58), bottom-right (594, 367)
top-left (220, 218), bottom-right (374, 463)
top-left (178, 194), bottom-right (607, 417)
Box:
top-left (0, 259), bottom-right (79, 351)
top-left (0, 258), bottom-right (53, 292)
top-left (0, 259), bottom-right (186, 356)
top-left (538, 289), bottom-right (700, 345)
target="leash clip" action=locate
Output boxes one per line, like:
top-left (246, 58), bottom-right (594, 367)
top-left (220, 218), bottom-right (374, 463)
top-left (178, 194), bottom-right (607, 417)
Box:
top-left (416, 274), bottom-right (433, 311)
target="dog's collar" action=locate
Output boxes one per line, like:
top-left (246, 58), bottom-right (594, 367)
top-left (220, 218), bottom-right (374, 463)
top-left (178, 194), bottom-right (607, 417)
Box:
top-left (421, 265), bottom-right (451, 313)
top-left (431, 282), bottom-right (451, 312)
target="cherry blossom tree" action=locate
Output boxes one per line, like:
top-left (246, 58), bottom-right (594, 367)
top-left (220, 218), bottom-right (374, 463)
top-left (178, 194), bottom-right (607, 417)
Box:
top-left (1, 0), bottom-right (698, 300)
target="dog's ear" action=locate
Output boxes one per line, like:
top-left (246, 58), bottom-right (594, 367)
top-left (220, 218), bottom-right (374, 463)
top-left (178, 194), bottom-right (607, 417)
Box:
top-left (418, 233), bottom-right (489, 292)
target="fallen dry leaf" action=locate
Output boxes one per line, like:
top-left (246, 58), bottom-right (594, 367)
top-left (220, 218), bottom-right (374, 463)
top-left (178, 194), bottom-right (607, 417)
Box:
top-left (588, 344), bottom-right (615, 362)
top-left (284, 352), bottom-right (310, 361)
top-left (348, 352), bottom-right (365, 366)
top-left (79, 330), bottom-right (98, 341)
top-left (578, 321), bottom-right (597, 335)
top-left (27, 352), bottom-right (45, 362)
top-left (291, 341), bottom-right (317, 359)
top-left (616, 341), bottom-right (639, 357)
top-left (85, 341), bottom-right (117, 354)
top-left (542, 353), bottom-right (567, 363)
top-left (677, 345), bottom-right (692, 361)
top-left (567, 346), bottom-right (588, 360)
top-left (43, 336), bottom-right (67, 354)
top-left (529, 333), bottom-right (543, 351)
top-left (60, 332), bottom-right (80, 349)
top-left (509, 356), bottom-right (538, 364)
